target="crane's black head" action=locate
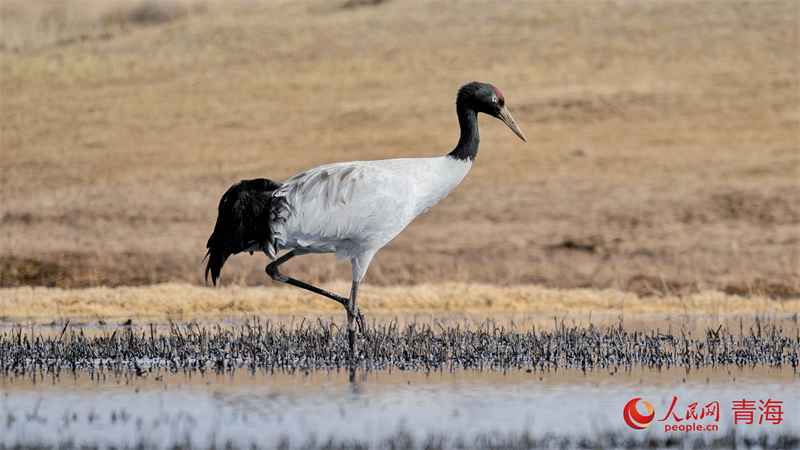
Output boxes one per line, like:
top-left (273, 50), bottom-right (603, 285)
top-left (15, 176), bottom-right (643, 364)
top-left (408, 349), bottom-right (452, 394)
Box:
top-left (456, 81), bottom-right (527, 142)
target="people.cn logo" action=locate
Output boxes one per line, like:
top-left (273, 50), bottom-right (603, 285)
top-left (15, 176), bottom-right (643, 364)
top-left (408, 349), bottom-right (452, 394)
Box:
top-left (623, 398), bottom-right (655, 429)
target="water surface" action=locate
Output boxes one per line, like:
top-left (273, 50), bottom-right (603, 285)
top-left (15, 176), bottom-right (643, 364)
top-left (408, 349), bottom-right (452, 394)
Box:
top-left (3, 366), bottom-right (797, 448)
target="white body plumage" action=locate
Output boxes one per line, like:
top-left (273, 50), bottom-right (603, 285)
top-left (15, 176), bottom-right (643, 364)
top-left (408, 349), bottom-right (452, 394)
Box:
top-left (272, 155), bottom-right (472, 281)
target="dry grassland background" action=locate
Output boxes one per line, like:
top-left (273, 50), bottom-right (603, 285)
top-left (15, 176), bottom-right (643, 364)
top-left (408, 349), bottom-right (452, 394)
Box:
top-left (1, 1), bottom-right (799, 310)
top-left (3, 282), bottom-right (799, 326)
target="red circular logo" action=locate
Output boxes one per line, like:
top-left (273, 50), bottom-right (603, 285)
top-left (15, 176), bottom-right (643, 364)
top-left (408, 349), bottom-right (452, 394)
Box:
top-left (623, 398), bottom-right (655, 429)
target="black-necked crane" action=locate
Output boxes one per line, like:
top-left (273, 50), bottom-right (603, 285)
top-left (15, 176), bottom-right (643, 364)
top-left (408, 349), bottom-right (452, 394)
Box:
top-left (205, 81), bottom-right (526, 357)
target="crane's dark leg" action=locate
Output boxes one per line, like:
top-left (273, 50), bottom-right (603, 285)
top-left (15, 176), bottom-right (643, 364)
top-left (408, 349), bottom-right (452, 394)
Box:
top-left (266, 251), bottom-right (346, 305)
top-left (265, 251), bottom-right (365, 334)
top-left (347, 280), bottom-right (360, 359)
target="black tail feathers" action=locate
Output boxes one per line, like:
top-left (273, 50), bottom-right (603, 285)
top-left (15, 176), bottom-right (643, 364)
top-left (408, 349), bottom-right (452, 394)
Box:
top-left (205, 178), bottom-right (282, 285)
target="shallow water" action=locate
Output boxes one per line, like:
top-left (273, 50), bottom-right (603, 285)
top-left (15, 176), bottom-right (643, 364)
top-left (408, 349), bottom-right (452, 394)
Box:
top-left (2, 366), bottom-right (798, 448)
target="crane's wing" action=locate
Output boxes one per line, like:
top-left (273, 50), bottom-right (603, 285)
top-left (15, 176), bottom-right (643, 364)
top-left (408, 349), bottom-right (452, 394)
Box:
top-left (273, 161), bottom-right (416, 260)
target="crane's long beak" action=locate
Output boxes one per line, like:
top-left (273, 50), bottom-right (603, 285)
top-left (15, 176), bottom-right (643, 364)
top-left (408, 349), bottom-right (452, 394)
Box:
top-left (499, 106), bottom-right (527, 142)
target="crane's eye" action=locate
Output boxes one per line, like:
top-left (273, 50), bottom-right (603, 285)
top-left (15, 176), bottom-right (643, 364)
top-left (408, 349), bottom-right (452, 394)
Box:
top-left (493, 97), bottom-right (500, 103)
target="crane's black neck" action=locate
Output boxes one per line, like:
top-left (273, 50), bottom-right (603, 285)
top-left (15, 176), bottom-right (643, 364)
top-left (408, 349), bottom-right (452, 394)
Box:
top-left (447, 107), bottom-right (479, 162)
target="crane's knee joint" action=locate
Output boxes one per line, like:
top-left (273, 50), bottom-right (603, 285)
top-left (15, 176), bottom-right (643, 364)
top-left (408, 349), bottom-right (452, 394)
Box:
top-left (265, 264), bottom-right (288, 283)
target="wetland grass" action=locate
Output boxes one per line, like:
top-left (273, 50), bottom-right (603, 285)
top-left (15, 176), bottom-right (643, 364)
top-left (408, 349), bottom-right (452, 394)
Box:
top-left (2, 319), bottom-right (797, 375)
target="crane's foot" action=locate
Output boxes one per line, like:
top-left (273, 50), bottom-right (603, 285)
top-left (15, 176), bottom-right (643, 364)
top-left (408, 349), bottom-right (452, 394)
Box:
top-left (346, 306), bottom-right (364, 361)
top-left (355, 305), bottom-right (365, 333)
